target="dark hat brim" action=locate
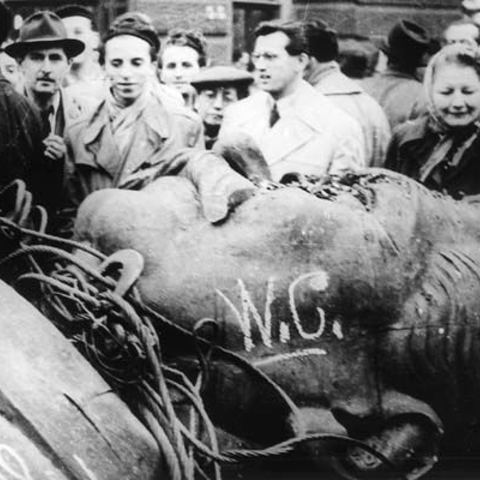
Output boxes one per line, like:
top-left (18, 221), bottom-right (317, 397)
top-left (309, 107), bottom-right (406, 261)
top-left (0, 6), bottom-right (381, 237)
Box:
top-left (5, 37), bottom-right (85, 58)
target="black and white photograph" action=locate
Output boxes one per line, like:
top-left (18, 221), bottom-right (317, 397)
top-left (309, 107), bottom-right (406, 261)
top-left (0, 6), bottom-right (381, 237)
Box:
top-left (0, 0), bottom-right (479, 479)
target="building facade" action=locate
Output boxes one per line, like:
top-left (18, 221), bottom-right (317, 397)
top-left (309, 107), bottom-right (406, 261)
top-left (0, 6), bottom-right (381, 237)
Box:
top-left (5, 0), bottom-right (461, 63)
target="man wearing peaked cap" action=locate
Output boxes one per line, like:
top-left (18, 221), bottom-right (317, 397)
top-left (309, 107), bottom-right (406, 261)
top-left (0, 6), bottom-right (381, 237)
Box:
top-left (5, 10), bottom-right (99, 229)
top-left (362, 19), bottom-right (430, 129)
top-left (191, 66), bottom-right (253, 149)
top-left (61, 11), bottom-right (204, 236)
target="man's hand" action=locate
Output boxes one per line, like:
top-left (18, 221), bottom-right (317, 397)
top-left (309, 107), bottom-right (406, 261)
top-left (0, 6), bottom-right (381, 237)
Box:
top-left (43, 134), bottom-right (66, 160)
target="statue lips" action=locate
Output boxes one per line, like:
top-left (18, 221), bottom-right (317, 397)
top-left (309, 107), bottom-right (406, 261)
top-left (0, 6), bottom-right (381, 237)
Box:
top-left (73, 162), bottom-right (480, 479)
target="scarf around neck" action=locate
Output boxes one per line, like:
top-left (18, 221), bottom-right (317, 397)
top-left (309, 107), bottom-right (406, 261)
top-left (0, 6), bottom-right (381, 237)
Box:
top-left (106, 86), bottom-right (151, 159)
top-left (420, 46), bottom-right (480, 182)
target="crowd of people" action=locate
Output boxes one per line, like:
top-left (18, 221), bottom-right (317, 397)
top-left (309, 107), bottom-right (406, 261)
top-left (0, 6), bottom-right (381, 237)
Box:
top-left (0, 1), bottom-right (480, 238)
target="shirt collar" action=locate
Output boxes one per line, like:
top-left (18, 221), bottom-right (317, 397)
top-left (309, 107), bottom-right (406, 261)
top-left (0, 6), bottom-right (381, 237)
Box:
top-left (25, 88), bottom-right (61, 120)
top-left (275, 80), bottom-right (307, 117)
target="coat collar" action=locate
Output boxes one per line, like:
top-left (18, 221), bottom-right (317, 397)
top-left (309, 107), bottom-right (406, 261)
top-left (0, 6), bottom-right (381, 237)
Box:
top-left (82, 89), bottom-right (171, 146)
top-left (308, 61), bottom-right (363, 95)
top-left (381, 66), bottom-right (419, 81)
top-left (397, 115), bottom-right (431, 144)
top-left (260, 82), bottom-right (330, 164)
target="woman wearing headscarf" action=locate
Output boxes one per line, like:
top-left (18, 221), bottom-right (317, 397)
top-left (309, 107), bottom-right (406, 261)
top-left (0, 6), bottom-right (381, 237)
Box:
top-left (385, 44), bottom-right (480, 198)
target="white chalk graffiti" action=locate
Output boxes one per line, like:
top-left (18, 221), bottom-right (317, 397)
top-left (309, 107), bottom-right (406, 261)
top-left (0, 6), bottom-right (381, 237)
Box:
top-left (0, 444), bottom-right (33, 480)
top-left (217, 270), bottom-right (339, 352)
top-left (216, 277), bottom-right (275, 352)
top-left (253, 348), bottom-right (327, 367)
top-left (288, 272), bottom-right (327, 341)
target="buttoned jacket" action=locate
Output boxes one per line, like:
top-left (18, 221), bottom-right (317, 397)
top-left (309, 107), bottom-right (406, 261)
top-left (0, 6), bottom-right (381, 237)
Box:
top-left (219, 81), bottom-right (365, 182)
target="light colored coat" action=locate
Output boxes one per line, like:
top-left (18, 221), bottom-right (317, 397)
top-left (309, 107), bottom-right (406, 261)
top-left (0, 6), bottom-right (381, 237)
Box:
top-left (64, 91), bottom-right (204, 212)
top-left (219, 81), bottom-right (365, 182)
top-left (308, 63), bottom-right (391, 167)
top-left (361, 67), bottom-right (426, 130)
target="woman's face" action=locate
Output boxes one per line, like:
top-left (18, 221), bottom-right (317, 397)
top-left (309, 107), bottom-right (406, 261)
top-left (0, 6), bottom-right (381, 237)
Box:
top-left (161, 45), bottom-right (201, 90)
top-left (432, 63), bottom-right (480, 128)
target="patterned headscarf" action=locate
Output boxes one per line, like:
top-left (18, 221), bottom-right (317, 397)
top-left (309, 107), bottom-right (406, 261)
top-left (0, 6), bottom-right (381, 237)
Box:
top-left (423, 44), bottom-right (480, 133)
top-left (419, 44), bottom-right (480, 182)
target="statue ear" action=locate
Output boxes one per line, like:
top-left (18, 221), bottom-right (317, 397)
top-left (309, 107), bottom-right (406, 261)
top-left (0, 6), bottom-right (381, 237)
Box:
top-left (330, 392), bottom-right (443, 480)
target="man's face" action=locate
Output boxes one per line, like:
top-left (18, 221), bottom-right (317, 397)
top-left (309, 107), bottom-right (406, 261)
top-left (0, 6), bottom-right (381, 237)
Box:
top-left (20, 47), bottom-right (70, 97)
top-left (161, 45), bottom-right (201, 90)
top-left (195, 85), bottom-right (239, 127)
top-left (444, 24), bottom-right (479, 53)
top-left (62, 15), bottom-right (96, 65)
top-left (252, 31), bottom-right (303, 99)
top-left (104, 35), bottom-right (154, 106)
top-left (0, 52), bottom-right (23, 90)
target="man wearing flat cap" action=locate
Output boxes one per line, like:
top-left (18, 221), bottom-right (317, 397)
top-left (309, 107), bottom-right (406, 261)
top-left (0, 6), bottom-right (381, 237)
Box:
top-left (191, 66), bottom-right (253, 149)
top-left (362, 19), bottom-right (430, 129)
top-left (62, 11), bottom-right (204, 234)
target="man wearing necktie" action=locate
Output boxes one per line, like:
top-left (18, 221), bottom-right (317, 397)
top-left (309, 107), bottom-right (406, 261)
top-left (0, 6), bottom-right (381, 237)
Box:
top-left (6, 11), bottom-right (97, 220)
top-left (0, 1), bottom-right (46, 197)
top-left (220, 20), bottom-right (365, 182)
top-left (6, 12), bottom-right (98, 158)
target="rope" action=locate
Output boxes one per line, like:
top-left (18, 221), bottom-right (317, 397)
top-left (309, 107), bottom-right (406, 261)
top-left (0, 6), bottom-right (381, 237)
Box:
top-left (0, 180), bottom-right (411, 480)
top-left (0, 216), bottom-right (107, 259)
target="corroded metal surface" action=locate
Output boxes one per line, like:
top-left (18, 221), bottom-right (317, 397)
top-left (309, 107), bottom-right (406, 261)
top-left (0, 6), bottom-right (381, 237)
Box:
top-left (0, 280), bottom-right (162, 479)
top-left (73, 168), bottom-right (480, 478)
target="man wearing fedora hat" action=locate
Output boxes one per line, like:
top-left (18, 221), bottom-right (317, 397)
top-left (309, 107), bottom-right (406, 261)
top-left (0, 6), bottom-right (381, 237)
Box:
top-left (363, 19), bottom-right (430, 129)
top-left (0, 1), bottom-right (52, 206)
top-left (303, 20), bottom-right (391, 167)
top-left (5, 11), bottom-right (97, 160)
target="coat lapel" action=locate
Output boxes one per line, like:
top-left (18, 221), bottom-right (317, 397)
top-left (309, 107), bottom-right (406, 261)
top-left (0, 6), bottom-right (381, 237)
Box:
top-left (261, 119), bottom-right (314, 165)
top-left (78, 103), bottom-right (121, 179)
top-left (260, 84), bottom-right (319, 165)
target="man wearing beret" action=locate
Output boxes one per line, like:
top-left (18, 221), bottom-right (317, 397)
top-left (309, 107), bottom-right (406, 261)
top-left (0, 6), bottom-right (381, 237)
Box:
top-left (62, 12), bottom-right (204, 234)
top-left (191, 65), bottom-right (253, 149)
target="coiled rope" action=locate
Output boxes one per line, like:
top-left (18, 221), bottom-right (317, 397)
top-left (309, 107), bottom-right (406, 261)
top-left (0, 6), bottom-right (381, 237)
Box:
top-left (0, 180), bottom-right (408, 480)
